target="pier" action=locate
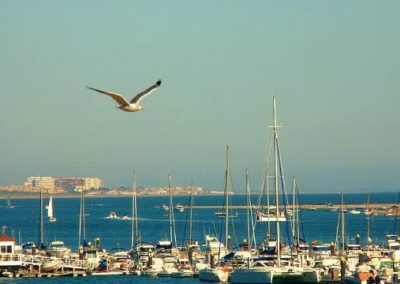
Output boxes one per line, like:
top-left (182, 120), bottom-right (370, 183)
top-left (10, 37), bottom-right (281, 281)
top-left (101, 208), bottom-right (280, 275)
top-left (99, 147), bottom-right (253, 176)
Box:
top-left (188, 203), bottom-right (398, 209)
top-left (187, 203), bottom-right (399, 212)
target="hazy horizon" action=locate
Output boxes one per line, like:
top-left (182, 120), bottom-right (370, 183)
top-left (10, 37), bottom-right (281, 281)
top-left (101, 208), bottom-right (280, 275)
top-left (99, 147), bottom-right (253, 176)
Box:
top-left (1, 1), bottom-right (399, 193)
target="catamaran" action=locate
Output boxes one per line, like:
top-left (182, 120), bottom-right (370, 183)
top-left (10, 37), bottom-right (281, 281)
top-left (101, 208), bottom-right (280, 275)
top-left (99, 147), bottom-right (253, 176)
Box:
top-left (231, 97), bottom-right (320, 284)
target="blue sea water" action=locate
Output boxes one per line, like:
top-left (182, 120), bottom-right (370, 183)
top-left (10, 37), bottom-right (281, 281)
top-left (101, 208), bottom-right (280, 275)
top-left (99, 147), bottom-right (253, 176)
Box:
top-left (0, 192), bottom-right (399, 283)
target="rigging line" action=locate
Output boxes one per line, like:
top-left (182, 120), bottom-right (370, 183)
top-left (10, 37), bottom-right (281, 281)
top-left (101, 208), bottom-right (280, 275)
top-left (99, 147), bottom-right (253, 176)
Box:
top-left (276, 137), bottom-right (294, 249)
top-left (230, 210), bottom-right (239, 249)
top-left (296, 184), bottom-right (307, 243)
top-left (131, 170), bottom-right (136, 248)
top-left (257, 131), bottom-right (274, 210)
top-left (246, 171), bottom-right (257, 250)
top-left (180, 188), bottom-right (192, 247)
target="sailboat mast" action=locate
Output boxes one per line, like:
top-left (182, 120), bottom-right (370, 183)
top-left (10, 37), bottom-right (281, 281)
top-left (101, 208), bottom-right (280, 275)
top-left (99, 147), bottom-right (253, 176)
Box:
top-left (292, 177), bottom-right (296, 243)
top-left (295, 181), bottom-right (301, 247)
top-left (224, 145), bottom-right (230, 251)
top-left (78, 188), bottom-right (86, 248)
top-left (189, 180), bottom-right (194, 244)
top-left (82, 189), bottom-right (86, 241)
top-left (38, 187), bottom-right (44, 246)
top-left (131, 171), bottom-right (137, 248)
top-left (273, 97), bottom-right (281, 266)
top-left (78, 190), bottom-right (82, 248)
top-left (168, 175), bottom-right (177, 247)
top-left (366, 193), bottom-right (371, 244)
top-left (246, 169), bottom-right (251, 249)
top-left (340, 193), bottom-right (345, 251)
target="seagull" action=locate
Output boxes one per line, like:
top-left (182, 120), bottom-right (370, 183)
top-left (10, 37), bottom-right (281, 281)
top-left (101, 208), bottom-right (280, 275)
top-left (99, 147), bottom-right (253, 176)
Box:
top-left (86, 79), bottom-right (161, 112)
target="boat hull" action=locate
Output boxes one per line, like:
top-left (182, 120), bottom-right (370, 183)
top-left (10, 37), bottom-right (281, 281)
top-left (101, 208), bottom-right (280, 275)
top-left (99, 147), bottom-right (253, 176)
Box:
top-left (198, 267), bottom-right (229, 282)
top-left (230, 267), bottom-right (320, 284)
top-left (231, 267), bottom-right (273, 284)
top-left (273, 268), bottom-right (320, 284)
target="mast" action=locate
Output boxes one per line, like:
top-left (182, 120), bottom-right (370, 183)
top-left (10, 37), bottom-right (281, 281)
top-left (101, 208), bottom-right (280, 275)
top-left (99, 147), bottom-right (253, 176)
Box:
top-left (292, 177), bottom-right (296, 243)
top-left (189, 180), bottom-right (194, 245)
top-left (246, 169), bottom-right (251, 249)
top-left (265, 168), bottom-right (271, 238)
top-left (340, 192), bottom-right (345, 251)
top-left (38, 187), bottom-right (44, 247)
top-left (272, 97), bottom-right (281, 266)
top-left (78, 188), bottom-right (86, 248)
top-left (292, 177), bottom-right (301, 247)
top-left (168, 175), bottom-right (177, 247)
top-left (366, 193), bottom-right (371, 245)
top-left (224, 145), bottom-right (230, 251)
top-left (131, 171), bottom-right (138, 248)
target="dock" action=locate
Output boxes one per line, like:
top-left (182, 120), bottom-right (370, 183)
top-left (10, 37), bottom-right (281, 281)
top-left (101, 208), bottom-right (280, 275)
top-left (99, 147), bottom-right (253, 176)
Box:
top-left (187, 203), bottom-right (399, 213)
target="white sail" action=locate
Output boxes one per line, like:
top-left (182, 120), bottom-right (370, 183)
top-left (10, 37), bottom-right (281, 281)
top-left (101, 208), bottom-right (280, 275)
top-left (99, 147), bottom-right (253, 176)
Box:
top-left (6, 195), bottom-right (14, 208)
top-left (47, 197), bottom-right (53, 218)
top-left (48, 196), bottom-right (56, 222)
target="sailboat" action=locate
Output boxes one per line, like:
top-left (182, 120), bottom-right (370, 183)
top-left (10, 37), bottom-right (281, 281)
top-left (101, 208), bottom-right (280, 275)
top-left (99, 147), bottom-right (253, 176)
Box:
top-left (231, 97), bottom-right (320, 284)
top-left (47, 196), bottom-right (57, 222)
top-left (6, 195), bottom-right (14, 209)
top-left (198, 145), bottom-right (232, 283)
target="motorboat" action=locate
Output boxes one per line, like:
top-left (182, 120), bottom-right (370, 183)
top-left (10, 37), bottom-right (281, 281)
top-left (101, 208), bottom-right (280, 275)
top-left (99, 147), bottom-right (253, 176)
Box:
top-left (107, 212), bottom-right (118, 219)
top-left (256, 211), bottom-right (286, 222)
top-left (143, 257), bottom-right (163, 277)
top-left (46, 240), bottom-right (71, 258)
top-left (41, 257), bottom-right (63, 272)
top-left (215, 211), bottom-right (238, 218)
top-left (171, 258), bottom-right (194, 278)
top-left (175, 203), bottom-right (185, 212)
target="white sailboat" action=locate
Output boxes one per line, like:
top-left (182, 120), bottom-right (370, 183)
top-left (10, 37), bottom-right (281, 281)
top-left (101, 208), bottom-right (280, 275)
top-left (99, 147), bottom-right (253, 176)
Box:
top-left (6, 195), bottom-right (14, 209)
top-left (47, 196), bottom-right (57, 222)
top-left (231, 97), bottom-right (320, 284)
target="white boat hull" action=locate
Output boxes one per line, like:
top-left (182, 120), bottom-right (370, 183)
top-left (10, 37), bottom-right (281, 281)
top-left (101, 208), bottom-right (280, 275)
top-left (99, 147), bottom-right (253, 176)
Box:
top-left (231, 266), bottom-right (320, 284)
top-left (171, 270), bottom-right (194, 278)
top-left (231, 267), bottom-right (273, 284)
top-left (272, 268), bottom-right (320, 283)
top-left (198, 267), bottom-right (229, 282)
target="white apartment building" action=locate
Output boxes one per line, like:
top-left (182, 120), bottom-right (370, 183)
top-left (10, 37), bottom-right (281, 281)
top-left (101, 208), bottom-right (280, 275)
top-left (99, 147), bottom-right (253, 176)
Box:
top-left (24, 176), bottom-right (55, 189)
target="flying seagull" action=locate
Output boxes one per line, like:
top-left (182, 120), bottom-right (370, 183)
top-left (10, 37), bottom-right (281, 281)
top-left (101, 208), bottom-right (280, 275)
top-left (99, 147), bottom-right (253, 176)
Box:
top-left (86, 79), bottom-right (161, 112)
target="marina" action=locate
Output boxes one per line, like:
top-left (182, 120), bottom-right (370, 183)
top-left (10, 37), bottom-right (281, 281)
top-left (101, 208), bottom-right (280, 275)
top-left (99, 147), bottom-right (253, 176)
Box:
top-left (1, 100), bottom-right (400, 283)
top-left (1, 1), bottom-right (399, 283)
top-left (1, 193), bottom-right (400, 282)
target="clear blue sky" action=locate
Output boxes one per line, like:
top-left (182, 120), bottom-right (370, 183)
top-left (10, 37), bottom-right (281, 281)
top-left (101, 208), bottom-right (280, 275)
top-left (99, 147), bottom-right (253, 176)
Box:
top-left (1, 1), bottom-right (399, 193)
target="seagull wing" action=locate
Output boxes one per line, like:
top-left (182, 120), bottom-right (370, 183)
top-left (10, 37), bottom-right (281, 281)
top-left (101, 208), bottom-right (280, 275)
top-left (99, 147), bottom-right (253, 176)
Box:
top-left (130, 79), bottom-right (162, 104)
top-left (86, 86), bottom-right (130, 107)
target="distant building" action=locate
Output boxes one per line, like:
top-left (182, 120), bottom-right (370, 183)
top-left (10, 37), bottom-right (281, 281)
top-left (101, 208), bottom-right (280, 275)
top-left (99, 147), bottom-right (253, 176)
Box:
top-left (24, 176), bottom-right (104, 193)
top-left (25, 176), bottom-right (55, 190)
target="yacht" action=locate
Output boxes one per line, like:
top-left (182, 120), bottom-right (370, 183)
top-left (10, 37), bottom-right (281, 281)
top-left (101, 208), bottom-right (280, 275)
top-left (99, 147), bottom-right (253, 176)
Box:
top-left (46, 240), bottom-right (71, 258)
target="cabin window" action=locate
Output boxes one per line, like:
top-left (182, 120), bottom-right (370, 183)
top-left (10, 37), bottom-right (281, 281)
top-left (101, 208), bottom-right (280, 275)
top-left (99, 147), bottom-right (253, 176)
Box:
top-left (0, 246), bottom-right (12, 253)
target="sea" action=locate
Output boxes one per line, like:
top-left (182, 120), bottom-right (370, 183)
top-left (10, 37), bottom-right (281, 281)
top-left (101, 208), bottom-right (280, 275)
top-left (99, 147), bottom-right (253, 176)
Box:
top-left (0, 192), bottom-right (399, 283)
